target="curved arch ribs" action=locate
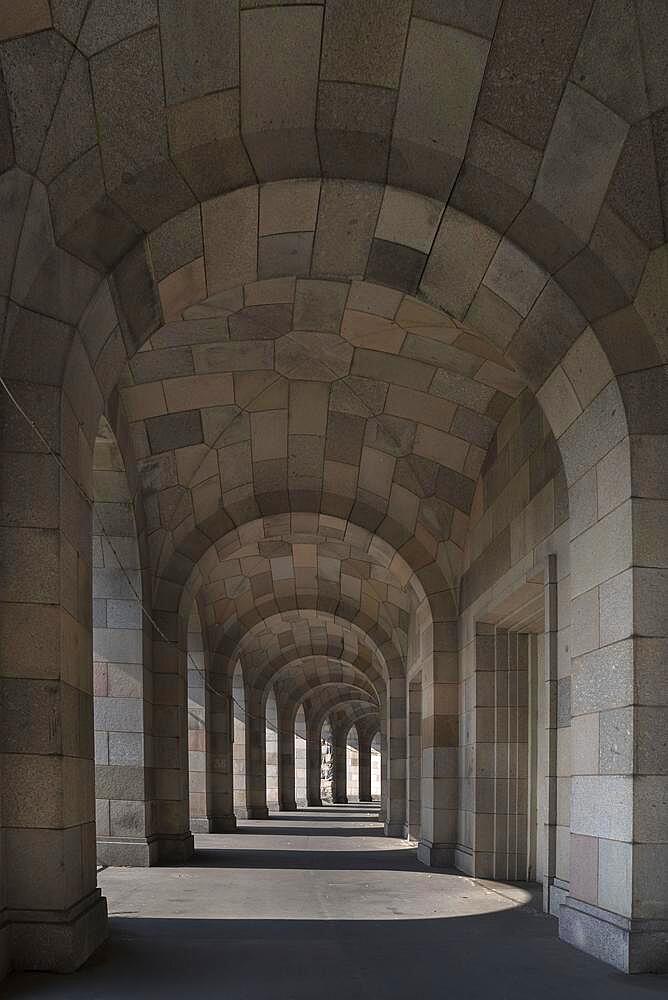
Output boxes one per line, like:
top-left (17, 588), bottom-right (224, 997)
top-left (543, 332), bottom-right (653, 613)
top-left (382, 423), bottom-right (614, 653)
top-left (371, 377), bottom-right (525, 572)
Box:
top-left (0, 0), bottom-right (666, 980)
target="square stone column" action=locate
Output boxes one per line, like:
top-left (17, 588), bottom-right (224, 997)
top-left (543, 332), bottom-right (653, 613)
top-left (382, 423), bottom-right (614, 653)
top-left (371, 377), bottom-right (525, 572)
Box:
top-left (0, 386), bottom-right (107, 971)
top-left (331, 729), bottom-right (348, 804)
top-left (558, 423), bottom-right (668, 972)
top-left (358, 734), bottom-right (373, 803)
top-left (384, 680), bottom-right (406, 836)
top-left (418, 627), bottom-right (459, 867)
top-left (305, 716), bottom-right (322, 806)
top-left (204, 653), bottom-right (236, 832)
top-left (148, 610), bottom-right (194, 862)
top-left (277, 702), bottom-right (297, 811)
top-left (243, 688), bottom-right (269, 819)
top-left (405, 677), bottom-right (422, 839)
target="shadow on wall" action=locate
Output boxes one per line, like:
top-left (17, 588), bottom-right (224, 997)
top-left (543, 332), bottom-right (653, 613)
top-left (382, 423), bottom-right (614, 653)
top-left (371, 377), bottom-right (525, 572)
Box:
top-left (4, 915), bottom-right (666, 1000)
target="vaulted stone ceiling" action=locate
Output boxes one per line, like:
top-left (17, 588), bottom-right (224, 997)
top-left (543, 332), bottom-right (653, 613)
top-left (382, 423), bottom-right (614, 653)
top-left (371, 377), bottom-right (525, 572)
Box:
top-left (2, 0), bottom-right (665, 734)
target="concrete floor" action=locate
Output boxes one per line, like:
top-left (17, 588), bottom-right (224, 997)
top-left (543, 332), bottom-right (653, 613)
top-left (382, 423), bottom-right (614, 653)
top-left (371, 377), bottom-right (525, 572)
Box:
top-left (5, 805), bottom-right (666, 998)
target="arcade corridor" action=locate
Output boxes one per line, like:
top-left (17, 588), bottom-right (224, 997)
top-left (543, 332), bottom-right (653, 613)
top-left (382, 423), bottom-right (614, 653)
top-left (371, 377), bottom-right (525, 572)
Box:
top-left (5, 807), bottom-right (665, 999)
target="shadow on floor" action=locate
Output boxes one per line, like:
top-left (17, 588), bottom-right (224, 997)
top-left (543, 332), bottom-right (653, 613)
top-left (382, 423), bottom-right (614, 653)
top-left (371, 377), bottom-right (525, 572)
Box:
top-left (231, 824), bottom-right (386, 838)
top-left (191, 846), bottom-right (423, 873)
top-left (5, 915), bottom-right (666, 1000)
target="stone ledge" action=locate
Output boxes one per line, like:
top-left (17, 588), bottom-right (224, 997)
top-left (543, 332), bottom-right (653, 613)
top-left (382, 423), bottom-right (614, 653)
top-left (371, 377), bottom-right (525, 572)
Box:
top-left (560, 896), bottom-right (668, 973)
top-left (417, 840), bottom-right (455, 867)
top-left (9, 891), bottom-right (108, 973)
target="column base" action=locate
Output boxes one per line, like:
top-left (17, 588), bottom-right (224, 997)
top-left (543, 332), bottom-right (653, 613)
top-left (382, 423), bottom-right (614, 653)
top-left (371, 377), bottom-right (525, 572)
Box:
top-left (307, 797), bottom-right (322, 807)
top-left (332, 795), bottom-right (348, 804)
top-left (96, 837), bottom-right (158, 867)
top-left (241, 806), bottom-right (269, 820)
top-left (384, 821), bottom-right (404, 838)
top-left (560, 897), bottom-right (668, 973)
top-left (154, 833), bottom-right (195, 863)
top-left (9, 890), bottom-right (108, 973)
top-left (544, 875), bottom-right (569, 917)
top-left (417, 840), bottom-right (454, 867)
top-left (279, 800), bottom-right (297, 812)
top-left (190, 815), bottom-right (238, 833)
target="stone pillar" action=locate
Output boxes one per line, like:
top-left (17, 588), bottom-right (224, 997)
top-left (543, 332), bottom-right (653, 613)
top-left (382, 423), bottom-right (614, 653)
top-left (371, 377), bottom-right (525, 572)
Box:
top-left (0, 385), bottom-right (107, 971)
top-left (406, 678), bottom-right (422, 840)
top-left (244, 689), bottom-right (269, 819)
top-left (205, 653), bottom-right (236, 832)
top-left (149, 614), bottom-right (194, 863)
top-left (358, 734), bottom-right (372, 803)
top-left (277, 702), bottom-right (296, 811)
top-left (187, 616), bottom-right (211, 834)
top-left (553, 370), bottom-right (668, 972)
top-left (384, 679), bottom-right (407, 836)
top-left (305, 717), bottom-right (322, 806)
top-left (332, 730), bottom-right (348, 804)
top-left (418, 614), bottom-right (459, 867)
top-left (92, 459), bottom-right (153, 867)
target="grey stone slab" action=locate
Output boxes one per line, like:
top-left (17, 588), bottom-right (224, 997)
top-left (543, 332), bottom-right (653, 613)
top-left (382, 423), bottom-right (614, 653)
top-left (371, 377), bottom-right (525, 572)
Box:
top-left (160, 0), bottom-right (238, 104)
top-left (294, 279), bottom-right (348, 333)
top-left (91, 29), bottom-right (194, 228)
top-left (0, 63), bottom-right (12, 173)
top-left (78, 0), bottom-right (157, 56)
top-left (111, 240), bottom-right (161, 355)
top-left (476, 0), bottom-right (592, 149)
top-left (130, 346), bottom-right (194, 384)
top-left (534, 84), bottom-right (628, 245)
top-left (557, 676), bottom-right (571, 728)
top-left (0, 30), bottom-right (71, 171)
top-left (312, 181), bottom-right (382, 279)
top-left (168, 90), bottom-right (256, 202)
top-left (619, 366), bottom-right (668, 435)
top-left (38, 50), bottom-right (97, 185)
top-left (146, 411), bottom-right (203, 453)
top-left (320, 0), bottom-right (411, 89)
top-left (48, 148), bottom-right (142, 272)
top-left (366, 240), bottom-right (426, 295)
top-left (413, 0), bottom-right (502, 37)
top-left (450, 407), bottom-right (496, 448)
top-left (608, 120), bottom-right (665, 250)
top-left (0, 167), bottom-right (31, 297)
top-left (240, 5), bottom-right (322, 180)
top-left (259, 232), bottom-right (313, 280)
top-left (51, 0), bottom-right (88, 42)
top-left (599, 706), bottom-right (633, 774)
top-left (229, 304), bottom-right (293, 341)
top-left (508, 280), bottom-right (586, 391)
top-left (2, 303), bottom-right (73, 386)
top-left (635, 0), bottom-right (668, 114)
top-left (572, 0), bottom-right (648, 124)
top-left (391, 19), bottom-right (488, 199)
top-left (317, 82), bottom-right (395, 182)
top-left (150, 207), bottom-right (203, 282)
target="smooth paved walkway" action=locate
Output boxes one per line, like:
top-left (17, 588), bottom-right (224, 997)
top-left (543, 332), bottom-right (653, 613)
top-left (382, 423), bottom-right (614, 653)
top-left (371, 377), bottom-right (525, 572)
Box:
top-left (5, 805), bottom-right (666, 998)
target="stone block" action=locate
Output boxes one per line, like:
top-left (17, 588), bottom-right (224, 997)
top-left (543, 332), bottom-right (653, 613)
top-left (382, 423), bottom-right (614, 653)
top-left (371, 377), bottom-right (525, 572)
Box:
top-left (534, 84), bottom-right (628, 244)
top-left (259, 179), bottom-right (320, 236)
top-left (320, 0), bottom-right (411, 89)
top-left (78, 0), bottom-right (156, 56)
top-left (159, 0), bottom-right (238, 104)
top-left (569, 833), bottom-right (599, 905)
top-left (202, 187), bottom-right (258, 294)
top-left (317, 81), bottom-right (395, 181)
top-left (258, 232), bottom-right (313, 279)
top-left (375, 188), bottom-right (444, 253)
top-left (391, 18), bottom-right (488, 198)
top-left (571, 640), bottom-right (634, 716)
top-left (145, 411), bottom-right (203, 454)
top-left (476, 0), bottom-right (592, 149)
top-left (167, 90), bottom-right (255, 200)
top-left (293, 279), bottom-right (348, 333)
top-left (599, 707), bottom-right (633, 774)
top-left (420, 208), bottom-right (500, 320)
top-left (0, 31), bottom-right (71, 171)
top-left (240, 5), bottom-right (322, 179)
top-left (164, 374), bottom-right (234, 413)
top-left (91, 30), bottom-right (193, 229)
top-left (571, 775), bottom-right (633, 841)
top-left (366, 240), bottom-right (426, 295)
top-left (312, 181), bottom-right (382, 279)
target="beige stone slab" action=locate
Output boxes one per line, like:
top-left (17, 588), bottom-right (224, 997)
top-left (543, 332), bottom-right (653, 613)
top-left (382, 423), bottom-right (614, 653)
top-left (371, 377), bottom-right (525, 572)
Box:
top-left (163, 373), bottom-right (234, 413)
top-left (259, 179), bottom-right (320, 236)
top-left (203, 187), bottom-right (258, 293)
